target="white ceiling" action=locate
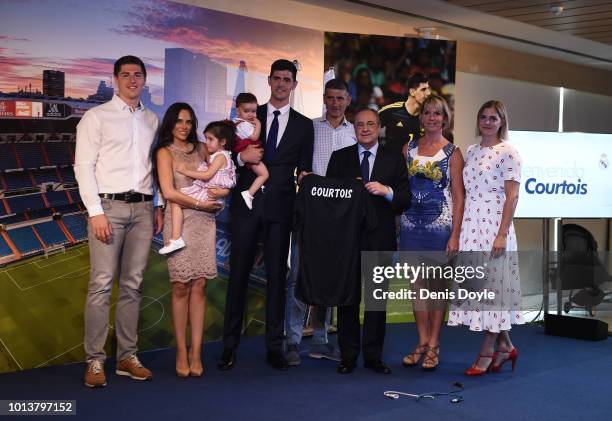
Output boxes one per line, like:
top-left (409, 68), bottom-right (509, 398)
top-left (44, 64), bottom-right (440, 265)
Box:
top-left (446, 0), bottom-right (612, 47)
top-left (301, 0), bottom-right (612, 69)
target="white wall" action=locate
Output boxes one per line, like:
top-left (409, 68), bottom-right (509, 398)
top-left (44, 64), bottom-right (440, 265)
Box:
top-left (453, 72), bottom-right (560, 151)
top-left (563, 89), bottom-right (612, 134)
top-left (454, 71), bottom-right (611, 252)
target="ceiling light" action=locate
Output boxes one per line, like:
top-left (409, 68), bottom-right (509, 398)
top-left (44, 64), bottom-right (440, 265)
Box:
top-left (550, 2), bottom-right (564, 16)
top-left (414, 27), bottom-right (437, 39)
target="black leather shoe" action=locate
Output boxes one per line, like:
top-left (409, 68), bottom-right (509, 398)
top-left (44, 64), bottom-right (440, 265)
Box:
top-left (217, 348), bottom-right (236, 371)
top-left (364, 359), bottom-right (391, 374)
top-left (337, 359), bottom-right (356, 374)
top-left (266, 351), bottom-right (288, 371)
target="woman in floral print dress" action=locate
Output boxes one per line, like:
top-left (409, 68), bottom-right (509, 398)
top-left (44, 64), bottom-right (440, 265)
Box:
top-left (447, 100), bottom-right (524, 375)
top-left (400, 95), bottom-right (464, 371)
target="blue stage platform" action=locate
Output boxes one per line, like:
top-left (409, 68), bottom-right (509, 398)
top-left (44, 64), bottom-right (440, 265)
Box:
top-left (0, 322), bottom-right (610, 420)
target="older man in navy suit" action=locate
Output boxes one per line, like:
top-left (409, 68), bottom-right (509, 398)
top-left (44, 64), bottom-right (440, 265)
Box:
top-left (326, 107), bottom-right (410, 374)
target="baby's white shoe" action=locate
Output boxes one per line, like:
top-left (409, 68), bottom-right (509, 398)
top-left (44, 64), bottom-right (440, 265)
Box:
top-left (241, 190), bottom-right (254, 210)
top-left (159, 237), bottom-right (186, 255)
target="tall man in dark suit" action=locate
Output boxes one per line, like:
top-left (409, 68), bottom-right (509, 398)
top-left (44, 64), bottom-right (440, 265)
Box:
top-left (219, 59), bottom-right (314, 371)
top-left (326, 108), bottom-right (410, 374)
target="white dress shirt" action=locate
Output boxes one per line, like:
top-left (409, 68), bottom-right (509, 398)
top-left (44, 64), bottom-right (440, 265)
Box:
top-left (357, 142), bottom-right (394, 201)
top-left (313, 115), bottom-right (356, 176)
top-left (237, 102), bottom-right (291, 166)
top-left (74, 95), bottom-right (160, 217)
top-left (265, 102), bottom-right (291, 146)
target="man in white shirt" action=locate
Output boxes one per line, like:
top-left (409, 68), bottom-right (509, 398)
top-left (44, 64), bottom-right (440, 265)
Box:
top-left (75, 55), bottom-right (163, 388)
top-left (285, 78), bottom-right (356, 365)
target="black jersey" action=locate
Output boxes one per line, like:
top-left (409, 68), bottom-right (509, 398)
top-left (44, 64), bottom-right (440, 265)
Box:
top-left (294, 174), bottom-right (377, 306)
top-left (379, 101), bottom-right (423, 155)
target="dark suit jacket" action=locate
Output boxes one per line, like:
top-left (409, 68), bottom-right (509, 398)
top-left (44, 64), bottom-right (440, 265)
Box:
top-left (326, 143), bottom-right (410, 251)
top-left (230, 104), bottom-right (314, 222)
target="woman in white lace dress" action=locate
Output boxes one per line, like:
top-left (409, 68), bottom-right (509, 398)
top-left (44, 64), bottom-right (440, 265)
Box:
top-left (447, 100), bottom-right (523, 375)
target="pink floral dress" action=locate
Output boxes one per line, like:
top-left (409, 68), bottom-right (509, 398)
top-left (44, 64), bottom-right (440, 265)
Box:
top-left (447, 142), bottom-right (525, 332)
top-left (180, 150), bottom-right (236, 203)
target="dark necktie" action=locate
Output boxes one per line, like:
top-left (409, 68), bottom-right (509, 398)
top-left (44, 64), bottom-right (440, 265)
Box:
top-left (360, 150), bottom-right (371, 183)
top-left (264, 110), bottom-right (281, 163)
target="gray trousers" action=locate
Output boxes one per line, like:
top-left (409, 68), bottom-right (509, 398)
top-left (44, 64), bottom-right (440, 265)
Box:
top-left (84, 199), bottom-right (154, 363)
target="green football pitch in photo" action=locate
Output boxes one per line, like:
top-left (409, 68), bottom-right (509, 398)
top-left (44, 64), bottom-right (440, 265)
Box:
top-left (0, 244), bottom-right (266, 373)
top-left (0, 242), bottom-right (417, 374)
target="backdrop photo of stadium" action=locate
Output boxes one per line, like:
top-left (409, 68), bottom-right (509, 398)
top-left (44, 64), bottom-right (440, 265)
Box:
top-left (0, 0), bottom-right (323, 374)
top-left (325, 33), bottom-right (456, 140)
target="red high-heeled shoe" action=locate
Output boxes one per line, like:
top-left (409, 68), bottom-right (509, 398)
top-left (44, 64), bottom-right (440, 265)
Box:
top-left (465, 354), bottom-right (494, 376)
top-left (491, 348), bottom-right (518, 373)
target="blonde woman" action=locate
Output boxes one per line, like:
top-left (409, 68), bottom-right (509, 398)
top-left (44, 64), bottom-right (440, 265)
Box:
top-left (400, 95), bottom-right (464, 371)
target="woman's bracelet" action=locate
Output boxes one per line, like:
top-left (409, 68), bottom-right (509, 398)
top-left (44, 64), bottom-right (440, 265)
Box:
top-left (195, 200), bottom-right (201, 211)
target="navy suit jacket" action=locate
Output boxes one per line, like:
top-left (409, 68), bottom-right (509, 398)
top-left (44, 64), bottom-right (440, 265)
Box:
top-left (326, 142), bottom-right (410, 250)
top-left (230, 104), bottom-right (314, 222)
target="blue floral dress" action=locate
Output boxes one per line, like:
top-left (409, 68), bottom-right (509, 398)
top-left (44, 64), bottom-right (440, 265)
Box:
top-left (400, 139), bottom-right (456, 251)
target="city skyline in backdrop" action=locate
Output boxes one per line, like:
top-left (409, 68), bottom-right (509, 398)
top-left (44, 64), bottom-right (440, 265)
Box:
top-left (0, 0), bottom-right (324, 119)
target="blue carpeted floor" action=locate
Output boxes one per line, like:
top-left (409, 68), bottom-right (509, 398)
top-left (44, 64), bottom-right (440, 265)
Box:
top-left (1, 323), bottom-right (611, 420)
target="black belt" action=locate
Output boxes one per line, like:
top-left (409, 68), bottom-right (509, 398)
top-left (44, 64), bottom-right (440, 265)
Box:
top-left (99, 191), bottom-right (153, 203)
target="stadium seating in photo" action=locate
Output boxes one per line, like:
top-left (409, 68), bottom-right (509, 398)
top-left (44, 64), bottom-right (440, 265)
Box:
top-left (44, 142), bottom-right (73, 166)
top-left (59, 167), bottom-right (75, 183)
top-left (34, 168), bottom-right (61, 184)
top-left (0, 144), bottom-right (18, 170)
top-left (0, 214), bottom-right (27, 225)
top-left (3, 170), bottom-right (34, 191)
top-left (67, 189), bottom-right (81, 203)
top-left (26, 208), bottom-right (53, 220)
top-left (0, 139), bottom-right (88, 259)
top-left (5, 194), bottom-right (46, 214)
top-left (14, 143), bottom-right (47, 168)
top-left (34, 221), bottom-right (68, 247)
top-left (62, 214), bottom-right (87, 241)
top-left (7, 226), bottom-right (44, 255)
top-left (2, 193), bottom-right (78, 220)
top-left (0, 235), bottom-right (13, 257)
top-left (0, 143), bottom-right (74, 172)
top-left (54, 203), bottom-right (81, 214)
top-left (45, 190), bottom-right (70, 207)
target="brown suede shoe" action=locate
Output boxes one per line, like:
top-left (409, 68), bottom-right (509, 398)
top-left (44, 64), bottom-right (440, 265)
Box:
top-left (116, 355), bottom-right (153, 381)
top-left (84, 360), bottom-right (107, 388)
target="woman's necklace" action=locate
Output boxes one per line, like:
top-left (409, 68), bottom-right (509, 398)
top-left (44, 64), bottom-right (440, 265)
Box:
top-left (173, 141), bottom-right (193, 153)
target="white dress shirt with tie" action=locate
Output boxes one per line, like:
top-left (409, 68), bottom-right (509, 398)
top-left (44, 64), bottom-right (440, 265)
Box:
top-left (357, 142), bottom-right (394, 201)
top-left (237, 102), bottom-right (291, 166)
top-left (265, 102), bottom-right (291, 145)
